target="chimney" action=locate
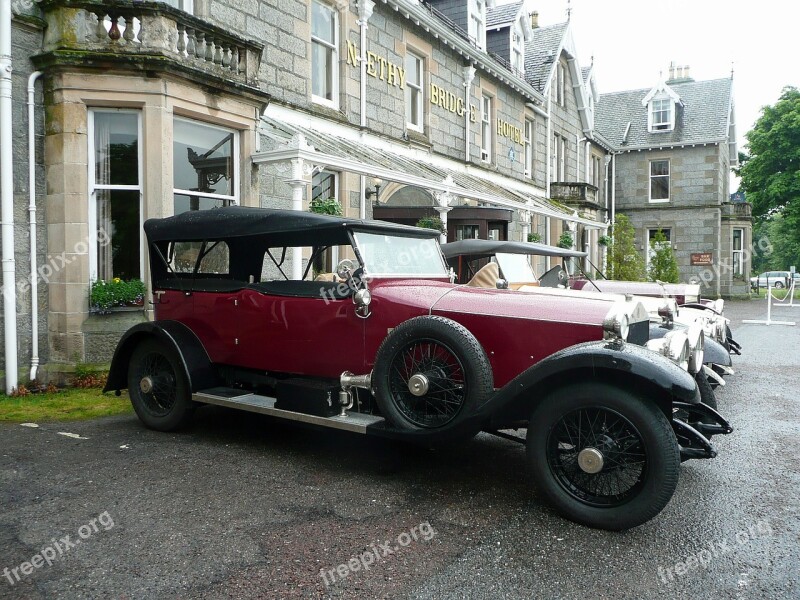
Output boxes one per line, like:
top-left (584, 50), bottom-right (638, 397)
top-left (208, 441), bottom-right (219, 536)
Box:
top-left (683, 65), bottom-right (690, 80)
top-left (530, 11), bottom-right (539, 29)
top-left (668, 61), bottom-right (676, 81)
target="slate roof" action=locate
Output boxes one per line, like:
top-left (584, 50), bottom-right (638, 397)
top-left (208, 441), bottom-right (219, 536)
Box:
top-left (595, 78), bottom-right (733, 150)
top-left (487, 1), bottom-right (524, 28)
top-left (523, 21), bottom-right (568, 92)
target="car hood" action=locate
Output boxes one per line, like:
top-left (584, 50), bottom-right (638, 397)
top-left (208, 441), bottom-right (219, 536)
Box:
top-left (572, 279), bottom-right (701, 303)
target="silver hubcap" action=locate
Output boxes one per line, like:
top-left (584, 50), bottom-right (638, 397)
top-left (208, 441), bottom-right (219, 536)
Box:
top-left (139, 376), bottom-right (154, 394)
top-left (577, 447), bottom-right (604, 474)
top-left (407, 373), bottom-right (429, 397)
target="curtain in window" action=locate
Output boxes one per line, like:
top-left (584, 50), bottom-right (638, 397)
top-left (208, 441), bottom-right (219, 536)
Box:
top-left (94, 117), bottom-right (113, 281)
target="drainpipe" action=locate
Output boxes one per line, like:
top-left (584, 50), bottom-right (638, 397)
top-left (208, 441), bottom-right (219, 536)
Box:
top-left (610, 153), bottom-right (616, 230)
top-left (545, 93), bottom-right (552, 270)
top-left (358, 0), bottom-right (375, 129)
top-left (28, 71), bottom-right (42, 381)
top-left (1, 0), bottom-right (18, 394)
top-left (463, 65), bottom-right (475, 161)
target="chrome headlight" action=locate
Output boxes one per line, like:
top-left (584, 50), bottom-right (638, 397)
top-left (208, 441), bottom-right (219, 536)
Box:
top-left (646, 330), bottom-right (691, 371)
top-left (686, 324), bottom-right (705, 375)
top-left (603, 312), bottom-right (629, 341)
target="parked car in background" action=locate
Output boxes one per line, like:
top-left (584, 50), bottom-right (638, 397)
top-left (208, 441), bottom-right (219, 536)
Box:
top-left (441, 239), bottom-right (737, 384)
top-left (105, 207), bottom-right (732, 531)
top-left (750, 271), bottom-right (791, 290)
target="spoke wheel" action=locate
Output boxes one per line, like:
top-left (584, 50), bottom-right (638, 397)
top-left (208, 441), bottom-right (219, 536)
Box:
top-left (374, 316), bottom-right (492, 432)
top-left (128, 339), bottom-right (195, 431)
top-left (388, 339), bottom-right (467, 428)
top-left (547, 407), bottom-right (646, 507)
top-left (527, 382), bottom-right (680, 530)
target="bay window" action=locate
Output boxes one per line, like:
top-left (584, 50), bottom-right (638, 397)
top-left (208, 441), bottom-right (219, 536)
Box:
top-left (89, 109), bottom-right (142, 282)
top-left (173, 118), bottom-right (238, 214)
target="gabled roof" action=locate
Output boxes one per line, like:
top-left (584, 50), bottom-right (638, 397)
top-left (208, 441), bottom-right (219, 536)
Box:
top-left (523, 21), bottom-right (568, 92)
top-left (595, 78), bottom-right (734, 150)
top-left (487, 1), bottom-right (524, 28)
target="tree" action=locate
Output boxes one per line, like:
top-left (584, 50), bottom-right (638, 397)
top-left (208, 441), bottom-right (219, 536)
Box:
top-left (606, 214), bottom-right (645, 281)
top-left (647, 230), bottom-right (679, 283)
top-left (415, 216), bottom-right (446, 233)
top-left (738, 87), bottom-right (800, 269)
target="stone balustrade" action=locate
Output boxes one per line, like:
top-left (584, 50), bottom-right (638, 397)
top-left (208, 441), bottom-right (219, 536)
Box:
top-left (39, 0), bottom-right (263, 88)
top-left (550, 182), bottom-right (600, 207)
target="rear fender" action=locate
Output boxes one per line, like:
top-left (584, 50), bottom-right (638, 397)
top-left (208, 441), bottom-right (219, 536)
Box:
top-left (485, 340), bottom-right (699, 427)
top-left (103, 321), bottom-right (221, 393)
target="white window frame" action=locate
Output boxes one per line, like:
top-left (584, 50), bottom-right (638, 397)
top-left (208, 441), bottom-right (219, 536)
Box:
top-left (469, 0), bottom-right (486, 50)
top-left (87, 108), bottom-right (144, 283)
top-left (649, 159), bottom-right (670, 203)
top-left (511, 23), bottom-right (524, 74)
top-left (556, 62), bottom-right (566, 106)
top-left (163, 0), bottom-right (193, 13)
top-left (649, 97), bottom-right (674, 132)
top-left (552, 134), bottom-right (566, 182)
top-left (311, 0), bottom-right (339, 109)
top-left (732, 228), bottom-right (744, 276)
top-left (405, 51), bottom-right (424, 132)
top-left (173, 117), bottom-right (240, 211)
top-left (524, 118), bottom-right (534, 178)
top-left (480, 94), bottom-right (492, 162)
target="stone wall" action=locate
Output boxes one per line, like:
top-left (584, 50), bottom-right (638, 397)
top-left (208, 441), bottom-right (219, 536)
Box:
top-left (0, 19), bottom-right (47, 387)
top-left (614, 144), bottom-right (730, 295)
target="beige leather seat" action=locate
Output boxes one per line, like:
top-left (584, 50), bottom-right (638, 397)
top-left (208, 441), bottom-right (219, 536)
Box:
top-left (466, 262), bottom-right (500, 288)
top-left (314, 272), bottom-right (337, 282)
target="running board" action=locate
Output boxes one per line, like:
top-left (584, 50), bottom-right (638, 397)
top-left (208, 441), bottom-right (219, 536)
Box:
top-left (193, 387), bottom-right (386, 434)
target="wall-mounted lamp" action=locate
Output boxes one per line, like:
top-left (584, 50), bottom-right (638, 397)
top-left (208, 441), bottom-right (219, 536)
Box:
top-left (365, 177), bottom-right (382, 204)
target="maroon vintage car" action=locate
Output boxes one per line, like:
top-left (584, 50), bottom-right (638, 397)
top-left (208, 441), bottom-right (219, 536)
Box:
top-left (105, 207), bottom-right (731, 531)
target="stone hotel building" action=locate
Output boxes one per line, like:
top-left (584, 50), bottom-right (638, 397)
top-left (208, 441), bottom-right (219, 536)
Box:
top-left (0, 0), bottom-right (745, 389)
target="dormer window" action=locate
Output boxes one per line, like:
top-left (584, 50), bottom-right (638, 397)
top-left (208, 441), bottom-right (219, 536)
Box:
top-left (469, 0), bottom-right (486, 50)
top-left (649, 97), bottom-right (674, 132)
top-left (511, 26), bottom-right (524, 74)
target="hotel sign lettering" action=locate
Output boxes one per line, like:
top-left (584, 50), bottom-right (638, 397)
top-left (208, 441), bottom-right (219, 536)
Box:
top-left (346, 41), bottom-right (406, 88)
top-left (429, 83), bottom-right (475, 120)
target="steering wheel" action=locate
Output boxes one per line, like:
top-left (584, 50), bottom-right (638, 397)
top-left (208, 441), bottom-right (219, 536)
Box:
top-left (336, 259), bottom-right (357, 281)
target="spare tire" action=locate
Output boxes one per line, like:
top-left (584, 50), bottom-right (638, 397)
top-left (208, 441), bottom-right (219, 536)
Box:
top-left (373, 316), bottom-right (493, 430)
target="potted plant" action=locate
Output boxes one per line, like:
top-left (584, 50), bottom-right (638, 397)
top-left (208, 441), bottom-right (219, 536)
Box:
top-left (598, 235), bottom-right (612, 247)
top-left (557, 231), bottom-right (574, 249)
top-left (309, 197), bottom-right (343, 216)
top-left (90, 278), bottom-right (146, 314)
top-left (527, 232), bottom-right (542, 243)
top-left (415, 216), bottom-right (446, 234)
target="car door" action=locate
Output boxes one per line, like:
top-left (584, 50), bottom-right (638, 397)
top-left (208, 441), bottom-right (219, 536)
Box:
top-left (233, 285), bottom-right (367, 378)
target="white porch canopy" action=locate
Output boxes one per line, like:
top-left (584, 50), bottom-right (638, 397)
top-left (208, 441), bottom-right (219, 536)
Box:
top-left (252, 106), bottom-right (607, 278)
top-left (253, 106), bottom-right (607, 230)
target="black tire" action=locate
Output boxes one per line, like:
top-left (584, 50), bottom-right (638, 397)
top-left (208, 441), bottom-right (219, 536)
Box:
top-left (373, 316), bottom-right (493, 430)
top-left (526, 382), bottom-right (680, 531)
top-left (696, 371), bottom-right (717, 409)
top-left (128, 339), bottom-right (195, 431)
top-left (774, 281), bottom-right (784, 289)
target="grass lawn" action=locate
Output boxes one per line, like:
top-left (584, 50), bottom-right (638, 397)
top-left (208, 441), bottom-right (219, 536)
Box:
top-left (751, 287), bottom-right (792, 300)
top-left (0, 388), bottom-right (132, 422)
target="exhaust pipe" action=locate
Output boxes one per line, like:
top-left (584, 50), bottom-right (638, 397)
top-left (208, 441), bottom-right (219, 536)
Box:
top-left (338, 371), bottom-right (372, 417)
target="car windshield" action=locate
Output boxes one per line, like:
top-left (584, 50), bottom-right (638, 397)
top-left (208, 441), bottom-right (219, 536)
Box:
top-left (353, 232), bottom-right (448, 277)
top-left (495, 253), bottom-right (537, 284)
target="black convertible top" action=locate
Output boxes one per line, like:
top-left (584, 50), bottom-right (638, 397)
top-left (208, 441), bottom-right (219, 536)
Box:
top-left (441, 239), bottom-right (587, 260)
top-left (144, 206), bottom-right (441, 246)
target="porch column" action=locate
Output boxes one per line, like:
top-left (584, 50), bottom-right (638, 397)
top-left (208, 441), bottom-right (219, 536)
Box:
top-left (519, 208), bottom-right (531, 242)
top-left (288, 157), bottom-right (305, 280)
top-left (434, 183), bottom-right (454, 244)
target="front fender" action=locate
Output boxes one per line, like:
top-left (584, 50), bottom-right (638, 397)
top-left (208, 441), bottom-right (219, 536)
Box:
top-left (103, 321), bottom-right (221, 394)
top-left (485, 340), bottom-right (699, 427)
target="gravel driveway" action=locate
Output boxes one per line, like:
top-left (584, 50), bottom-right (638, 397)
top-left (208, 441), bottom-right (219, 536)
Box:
top-left (1, 299), bottom-right (798, 599)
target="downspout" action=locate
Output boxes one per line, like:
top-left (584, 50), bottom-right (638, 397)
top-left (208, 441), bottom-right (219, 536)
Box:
top-left (28, 71), bottom-right (42, 381)
top-left (545, 93), bottom-right (552, 270)
top-left (610, 153), bottom-right (616, 229)
top-left (358, 0), bottom-right (374, 220)
top-left (1, 0), bottom-right (18, 393)
top-left (463, 65), bottom-right (475, 161)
